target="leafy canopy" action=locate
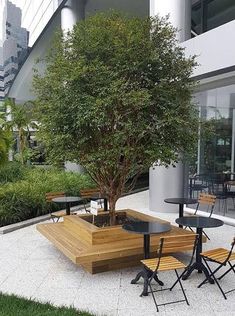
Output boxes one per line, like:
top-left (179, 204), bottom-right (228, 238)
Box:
top-left (33, 11), bottom-right (198, 204)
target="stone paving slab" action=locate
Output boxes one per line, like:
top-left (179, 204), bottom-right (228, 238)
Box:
top-left (0, 190), bottom-right (234, 316)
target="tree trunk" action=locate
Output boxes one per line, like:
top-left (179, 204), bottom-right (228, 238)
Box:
top-left (19, 128), bottom-right (24, 165)
top-left (109, 196), bottom-right (117, 226)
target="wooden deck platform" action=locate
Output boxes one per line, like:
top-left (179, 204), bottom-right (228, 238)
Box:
top-left (37, 209), bottom-right (202, 274)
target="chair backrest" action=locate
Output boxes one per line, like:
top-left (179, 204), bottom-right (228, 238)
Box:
top-left (46, 191), bottom-right (65, 202)
top-left (226, 237), bottom-right (235, 263)
top-left (80, 188), bottom-right (100, 199)
top-left (154, 234), bottom-right (198, 273)
top-left (194, 193), bottom-right (216, 217)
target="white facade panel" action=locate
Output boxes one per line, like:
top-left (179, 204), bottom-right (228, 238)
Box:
top-left (182, 20), bottom-right (235, 78)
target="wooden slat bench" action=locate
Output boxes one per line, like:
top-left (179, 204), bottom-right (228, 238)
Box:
top-left (37, 209), bottom-right (204, 274)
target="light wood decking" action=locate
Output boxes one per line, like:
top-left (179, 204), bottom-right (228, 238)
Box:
top-left (37, 209), bottom-right (203, 274)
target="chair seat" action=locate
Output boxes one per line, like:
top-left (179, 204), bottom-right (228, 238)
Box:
top-left (141, 256), bottom-right (186, 272)
top-left (51, 210), bottom-right (77, 218)
top-left (51, 210), bottom-right (67, 218)
top-left (201, 248), bottom-right (235, 264)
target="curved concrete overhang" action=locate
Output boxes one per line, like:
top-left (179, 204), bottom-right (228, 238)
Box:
top-left (8, 0), bottom-right (149, 103)
top-left (181, 19), bottom-right (235, 89)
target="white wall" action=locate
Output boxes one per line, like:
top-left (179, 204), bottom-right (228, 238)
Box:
top-left (182, 20), bottom-right (235, 78)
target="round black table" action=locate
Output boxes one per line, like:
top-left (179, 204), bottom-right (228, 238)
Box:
top-left (164, 198), bottom-right (198, 228)
top-left (175, 216), bottom-right (224, 283)
top-left (52, 196), bottom-right (82, 215)
top-left (91, 194), bottom-right (108, 212)
top-left (122, 221), bottom-right (171, 296)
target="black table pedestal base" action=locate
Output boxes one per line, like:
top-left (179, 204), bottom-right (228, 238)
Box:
top-left (182, 262), bottom-right (214, 284)
top-left (131, 268), bottom-right (164, 296)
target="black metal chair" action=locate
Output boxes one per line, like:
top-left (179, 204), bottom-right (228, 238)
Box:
top-left (189, 174), bottom-right (208, 198)
top-left (140, 234), bottom-right (198, 312)
top-left (208, 175), bottom-right (228, 215)
top-left (198, 237), bottom-right (235, 299)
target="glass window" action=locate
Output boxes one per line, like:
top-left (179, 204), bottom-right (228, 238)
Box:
top-left (191, 0), bottom-right (235, 36)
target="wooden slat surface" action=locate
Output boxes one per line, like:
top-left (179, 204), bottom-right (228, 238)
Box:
top-left (46, 192), bottom-right (65, 202)
top-left (37, 217), bottom-right (201, 274)
top-left (141, 256), bottom-right (186, 272)
top-left (80, 188), bottom-right (100, 198)
top-left (201, 248), bottom-right (235, 263)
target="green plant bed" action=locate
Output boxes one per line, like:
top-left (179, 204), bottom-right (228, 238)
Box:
top-left (0, 293), bottom-right (94, 316)
top-left (0, 165), bottom-right (95, 227)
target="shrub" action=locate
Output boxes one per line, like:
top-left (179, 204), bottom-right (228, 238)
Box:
top-left (0, 162), bottom-right (27, 184)
top-left (0, 167), bottom-right (94, 226)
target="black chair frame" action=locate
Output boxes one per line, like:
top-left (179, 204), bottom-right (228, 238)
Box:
top-left (198, 239), bottom-right (235, 299)
top-left (146, 235), bottom-right (198, 312)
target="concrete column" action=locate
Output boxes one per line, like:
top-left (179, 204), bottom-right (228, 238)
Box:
top-left (149, 163), bottom-right (185, 213)
top-left (148, 0), bottom-right (190, 213)
top-left (61, 1), bottom-right (86, 174)
top-left (150, 0), bottom-right (191, 42)
top-left (61, 0), bottom-right (85, 32)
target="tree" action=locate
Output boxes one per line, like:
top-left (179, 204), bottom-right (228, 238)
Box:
top-left (33, 12), bottom-right (199, 225)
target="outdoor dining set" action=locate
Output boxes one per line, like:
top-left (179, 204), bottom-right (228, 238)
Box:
top-left (44, 187), bottom-right (235, 313)
top-left (122, 194), bottom-right (235, 312)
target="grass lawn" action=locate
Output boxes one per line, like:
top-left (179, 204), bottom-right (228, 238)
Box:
top-left (0, 293), bottom-right (95, 316)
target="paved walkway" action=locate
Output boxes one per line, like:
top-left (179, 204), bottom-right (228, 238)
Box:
top-left (0, 190), bottom-right (234, 316)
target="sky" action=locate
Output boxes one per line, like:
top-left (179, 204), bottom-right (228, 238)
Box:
top-left (10, 0), bottom-right (23, 9)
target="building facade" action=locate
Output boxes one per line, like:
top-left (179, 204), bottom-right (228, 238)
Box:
top-left (0, 0), bottom-right (28, 103)
top-left (7, 0), bottom-right (235, 220)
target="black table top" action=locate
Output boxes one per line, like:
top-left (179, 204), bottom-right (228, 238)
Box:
top-left (164, 198), bottom-right (198, 205)
top-left (175, 216), bottom-right (224, 229)
top-left (52, 196), bottom-right (81, 203)
top-left (122, 221), bottom-right (171, 235)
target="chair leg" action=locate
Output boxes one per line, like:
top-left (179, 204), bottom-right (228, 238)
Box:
top-left (218, 262), bottom-right (235, 280)
top-left (170, 268), bottom-right (187, 291)
top-left (198, 259), bottom-right (223, 288)
top-left (198, 259), bottom-right (227, 300)
top-left (174, 270), bottom-right (189, 306)
top-left (149, 281), bottom-right (159, 312)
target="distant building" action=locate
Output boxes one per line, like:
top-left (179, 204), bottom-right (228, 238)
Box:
top-left (20, 0), bottom-right (60, 47)
top-left (0, 0), bottom-right (28, 103)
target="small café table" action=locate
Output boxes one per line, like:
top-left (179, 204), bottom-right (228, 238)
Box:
top-left (122, 220), bottom-right (171, 296)
top-left (164, 198), bottom-right (198, 228)
top-left (52, 196), bottom-right (82, 215)
top-left (175, 216), bottom-right (224, 283)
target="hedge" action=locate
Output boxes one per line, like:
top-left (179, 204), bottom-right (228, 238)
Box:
top-left (0, 164), bottom-right (94, 226)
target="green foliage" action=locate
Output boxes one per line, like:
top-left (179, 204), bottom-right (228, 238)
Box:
top-left (0, 292), bottom-right (94, 316)
top-left (0, 128), bottom-right (12, 165)
top-left (0, 166), bottom-right (94, 226)
top-left (33, 12), bottom-right (199, 210)
top-left (3, 98), bottom-right (38, 165)
top-left (0, 162), bottom-right (27, 183)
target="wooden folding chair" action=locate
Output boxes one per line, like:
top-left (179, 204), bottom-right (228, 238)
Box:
top-left (185, 193), bottom-right (216, 240)
top-left (140, 234), bottom-right (198, 312)
top-left (198, 237), bottom-right (235, 299)
top-left (46, 191), bottom-right (65, 222)
top-left (80, 188), bottom-right (102, 213)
